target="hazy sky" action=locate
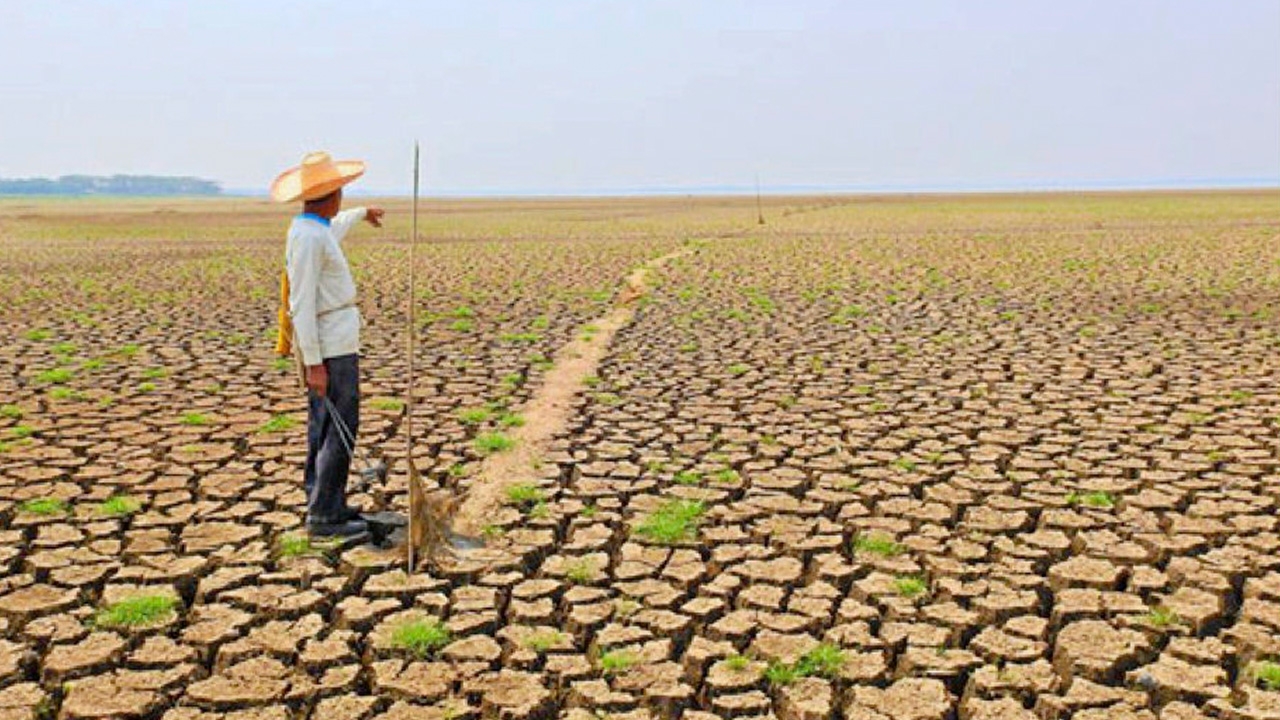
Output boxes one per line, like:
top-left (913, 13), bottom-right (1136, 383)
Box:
top-left (3, 1), bottom-right (1278, 195)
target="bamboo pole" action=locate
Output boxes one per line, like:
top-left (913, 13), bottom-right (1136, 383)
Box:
top-left (406, 143), bottom-right (419, 574)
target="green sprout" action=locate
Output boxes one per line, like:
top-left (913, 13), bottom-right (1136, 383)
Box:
top-left (456, 407), bottom-right (493, 425)
top-left (894, 575), bottom-right (928, 598)
top-left (95, 594), bottom-right (178, 629)
top-left (258, 415), bottom-right (299, 434)
top-left (98, 495), bottom-right (141, 517)
top-left (389, 618), bottom-right (452, 658)
top-left (633, 499), bottom-right (705, 544)
top-left (20, 498), bottom-right (68, 516)
top-left (853, 533), bottom-right (905, 557)
top-left (598, 649), bottom-right (638, 675)
top-left (1066, 491), bottom-right (1115, 509)
top-left (474, 432), bottom-right (515, 455)
top-left (1250, 660), bottom-right (1280, 691)
top-left (523, 630), bottom-right (567, 653)
top-left (35, 368), bottom-right (74, 384)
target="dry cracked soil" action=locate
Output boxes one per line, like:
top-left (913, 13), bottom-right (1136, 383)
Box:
top-left (2, 191), bottom-right (1280, 720)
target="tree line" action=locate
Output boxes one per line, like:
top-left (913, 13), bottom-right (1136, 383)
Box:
top-left (0, 175), bottom-right (221, 196)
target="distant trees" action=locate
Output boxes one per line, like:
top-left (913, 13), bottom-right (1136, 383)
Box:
top-left (0, 175), bottom-right (221, 196)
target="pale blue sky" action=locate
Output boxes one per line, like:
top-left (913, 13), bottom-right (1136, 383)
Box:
top-left (2, 0), bottom-right (1277, 195)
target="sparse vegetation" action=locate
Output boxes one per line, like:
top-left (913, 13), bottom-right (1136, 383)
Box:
top-left (894, 575), bottom-right (928, 598)
top-left (258, 414), bottom-right (299, 434)
top-left (633, 499), bottom-right (705, 544)
top-left (598, 649), bottom-right (638, 675)
top-left (389, 618), bottom-right (452, 658)
top-left (854, 533), bottom-right (906, 557)
top-left (20, 497), bottom-right (68, 516)
top-left (97, 495), bottom-right (141, 517)
top-left (95, 594), bottom-right (178, 629)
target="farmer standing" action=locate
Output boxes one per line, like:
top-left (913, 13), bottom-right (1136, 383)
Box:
top-left (271, 151), bottom-right (385, 538)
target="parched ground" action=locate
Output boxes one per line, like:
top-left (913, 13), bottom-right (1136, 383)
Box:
top-left (1, 191), bottom-right (1280, 720)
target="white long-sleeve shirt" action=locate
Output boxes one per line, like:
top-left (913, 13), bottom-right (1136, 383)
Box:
top-left (285, 208), bottom-right (367, 365)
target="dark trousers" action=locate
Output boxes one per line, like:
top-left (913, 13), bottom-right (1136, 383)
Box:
top-left (304, 354), bottom-right (359, 525)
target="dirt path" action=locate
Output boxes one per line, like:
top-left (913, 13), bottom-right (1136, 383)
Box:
top-left (452, 245), bottom-right (694, 535)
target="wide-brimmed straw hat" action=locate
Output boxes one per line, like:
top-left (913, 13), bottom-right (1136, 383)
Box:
top-left (270, 151), bottom-right (366, 203)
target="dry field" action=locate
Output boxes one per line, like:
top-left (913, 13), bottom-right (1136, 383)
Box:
top-left (1, 191), bottom-right (1280, 720)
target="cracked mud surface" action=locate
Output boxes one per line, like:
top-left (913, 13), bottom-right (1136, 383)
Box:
top-left (3, 192), bottom-right (1280, 719)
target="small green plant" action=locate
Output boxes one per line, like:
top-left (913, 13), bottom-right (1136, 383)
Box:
top-left (764, 661), bottom-right (799, 686)
top-left (894, 575), bottom-right (928, 598)
top-left (524, 630), bottom-right (567, 653)
top-left (765, 643), bottom-right (847, 685)
top-left (95, 594), bottom-right (178, 628)
top-left (633, 499), bottom-right (705, 544)
top-left (141, 367), bottom-right (166, 380)
top-left (599, 649), bottom-right (638, 675)
top-left (180, 412), bottom-right (211, 426)
top-left (80, 358), bottom-right (105, 371)
top-left (673, 470), bottom-right (701, 486)
top-left (450, 319), bottom-right (474, 333)
top-left (506, 483), bottom-right (546, 506)
top-left (20, 497), bottom-right (68, 516)
top-left (137, 382), bottom-right (157, 393)
top-left (565, 558), bottom-right (597, 584)
top-left (389, 618), bottom-right (452, 658)
top-left (1247, 660), bottom-right (1280, 691)
top-left (500, 332), bottom-right (542, 344)
top-left (794, 643), bottom-right (846, 678)
top-left (854, 533), bottom-right (905, 557)
top-left (258, 415), bottom-right (299, 434)
top-left (725, 654), bottom-right (751, 671)
top-left (271, 357), bottom-right (292, 372)
top-left (1066, 491), bottom-right (1115, 509)
top-left (475, 432), bottom-right (515, 455)
top-left (892, 457), bottom-right (918, 472)
top-left (614, 598), bottom-right (640, 618)
top-left (98, 495), bottom-right (141, 517)
top-left (727, 363), bottom-right (750, 376)
top-left (498, 412), bottom-right (525, 428)
top-left (456, 407), bottom-right (493, 425)
top-left (710, 468), bottom-right (740, 484)
top-left (582, 375), bottom-right (601, 388)
top-left (35, 368), bottom-right (74, 384)
top-left (277, 533), bottom-right (330, 558)
top-left (23, 328), bottom-right (52, 341)
top-left (48, 387), bottom-right (83, 401)
top-left (370, 397), bottom-right (405, 411)
top-left (481, 524), bottom-right (504, 539)
top-left (580, 503), bottom-right (599, 518)
top-left (7, 425), bottom-right (34, 439)
top-left (0, 405), bottom-right (21, 419)
top-left (1146, 606), bottom-right (1180, 628)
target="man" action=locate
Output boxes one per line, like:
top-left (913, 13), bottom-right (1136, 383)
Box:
top-left (271, 151), bottom-right (385, 537)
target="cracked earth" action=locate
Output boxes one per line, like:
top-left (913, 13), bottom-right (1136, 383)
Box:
top-left (2, 192), bottom-right (1280, 720)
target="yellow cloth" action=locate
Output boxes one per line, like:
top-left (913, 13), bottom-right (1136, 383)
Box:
top-left (275, 268), bottom-right (293, 357)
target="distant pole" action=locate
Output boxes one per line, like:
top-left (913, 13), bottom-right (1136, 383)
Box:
top-left (755, 174), bottom-right (765, 225)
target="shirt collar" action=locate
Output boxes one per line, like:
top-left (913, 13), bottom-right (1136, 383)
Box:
top-left (297, 212), bottom-right (331, 227)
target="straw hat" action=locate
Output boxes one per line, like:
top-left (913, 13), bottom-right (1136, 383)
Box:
top-left (270, 151), bottom-right (366, 203)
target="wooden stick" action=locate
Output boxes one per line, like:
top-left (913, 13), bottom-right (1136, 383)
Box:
top-left (406, 143), bottom-right (419, 574)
